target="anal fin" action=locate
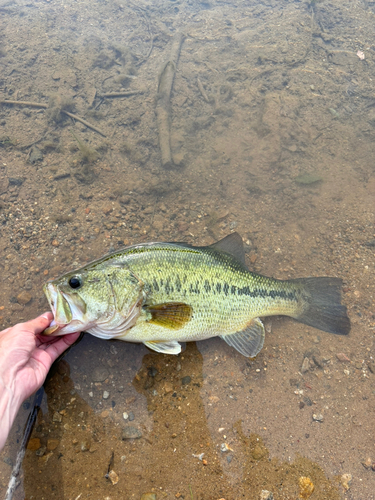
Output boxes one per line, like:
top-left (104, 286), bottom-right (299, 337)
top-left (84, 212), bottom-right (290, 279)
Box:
top-left (220, 318), bottom-right (265, 357)
top-left (144, 340), bottom-right (181, 355)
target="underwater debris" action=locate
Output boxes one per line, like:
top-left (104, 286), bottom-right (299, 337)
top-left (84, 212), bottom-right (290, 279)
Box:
top-left (46, 95), bottom-right (75, 124)
top-left (298, 476), bottom-right (314, 499)
top-left (0, 98), bottom-right (106, 136)
top-left (156, 32), bottom-right (185, 168)
top-left (70, 130), bottom-right (98, 163)
top-left (294, 173), bottom-right (323, 185)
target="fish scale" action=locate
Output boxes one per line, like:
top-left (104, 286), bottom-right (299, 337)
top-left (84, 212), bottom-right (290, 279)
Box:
top-left (43, 233), bottom-right (350, 357)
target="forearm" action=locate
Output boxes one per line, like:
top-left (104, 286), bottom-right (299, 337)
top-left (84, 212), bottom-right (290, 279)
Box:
top-left (0, 375), bottom-right (22, 451)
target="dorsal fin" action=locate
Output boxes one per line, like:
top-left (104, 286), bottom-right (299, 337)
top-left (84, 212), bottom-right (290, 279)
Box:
top-left (209, 232), bottom-right (246, 265)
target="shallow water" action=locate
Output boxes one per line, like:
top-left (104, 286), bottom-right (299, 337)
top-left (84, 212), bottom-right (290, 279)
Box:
top-left (0, 0), bottom-right (374, 499)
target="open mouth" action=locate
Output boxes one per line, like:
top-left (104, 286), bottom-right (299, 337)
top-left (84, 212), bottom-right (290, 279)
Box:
top-left (43, 283), bottom-right (73, 335)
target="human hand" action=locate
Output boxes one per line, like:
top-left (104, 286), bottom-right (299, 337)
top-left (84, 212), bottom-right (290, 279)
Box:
top-left (0, 312), bottom-right (80, 450)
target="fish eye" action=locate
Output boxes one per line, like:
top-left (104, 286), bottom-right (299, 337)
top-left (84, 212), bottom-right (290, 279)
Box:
top-left (68, 276), bottom-right (82, 289)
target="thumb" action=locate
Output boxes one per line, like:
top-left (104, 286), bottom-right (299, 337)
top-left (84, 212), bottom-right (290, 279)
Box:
top-left (21, 312), bottom-right (54, 335)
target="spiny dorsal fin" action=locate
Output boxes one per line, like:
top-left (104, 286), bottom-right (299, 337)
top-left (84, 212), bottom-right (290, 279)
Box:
top-left (209, 232), bottom-right (246, 265)
top-left (144, 340), bottom-right (181, 355)
top-left (144, 302), bottom-right (192, 329)
top-left (220, 318), bottom-right (265, 357)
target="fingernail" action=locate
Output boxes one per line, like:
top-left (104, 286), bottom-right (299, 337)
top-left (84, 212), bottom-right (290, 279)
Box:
top-left (42, 314), bottom-right (50, 320)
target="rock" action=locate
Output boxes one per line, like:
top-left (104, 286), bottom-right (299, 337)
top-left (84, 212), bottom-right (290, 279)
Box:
top-left (107, 469), bottom-right (119, 485)
top-left (47, 439), bottom-right (60, 451)
top-left (27, 438), bottom-right (41, 451)
top-left (101, 410), bottom-right (109, 418)
top-left (299, 477), bottom-right (314, 499)
top-left (361, 457), bottom-right (372, 469)
top-left (312, 413), bottom-right (324, 422)
top-left (164, 382), bottom-right (173, 394)
top-left (141, 494), bottom-right (157, 500)
top-left (122, 426), bottom-right (142, 440)
top-left (128, 411), bottom-right (135, 421)
top-left (36, 446), bottom-right (46, 457)
top-left (103, 390), bottom-right (110, 399)
top-left (340, 473), bottom-right (352, 490)
top-left (181, 376), bottom-right (191, 385)
top-left (81, 440), bottom-right (91, 452)
top-left (220, 443), bottom-right (233, 453)
top-left (336, 353), bottom-right (350, 362)
top-left (52, 411), bottom-right (62, 423)
top-left (17, 291), bottom-right (32, 305)
top-left (102, 205), bottom-right (113, 215)
top-left (28, 145), bottom-right (43, 164)
top-left (260, 491), bottom-right (274, 500)
top-left (301, 357), bottom-right (310, 373)
top-left (92, 366), bottom-right (109, 382)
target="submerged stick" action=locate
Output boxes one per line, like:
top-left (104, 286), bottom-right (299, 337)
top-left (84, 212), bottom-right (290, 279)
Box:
top-left (99, 91), bottom-right (143, 98)
top-left (0, 100), bottom-right (106, 137)
top-left (156, 32), bottom-right (184, 168)
top-left (0, 100), bottom-right (47, 108)
top-left (62, 110), bottom-right (106, 137)
top-left (197, 77), bottom-right (210, 103)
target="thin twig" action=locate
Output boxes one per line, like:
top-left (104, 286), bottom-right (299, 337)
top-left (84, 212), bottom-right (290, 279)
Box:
top-left (99, 91), bottom-right (143, 98)
top-left (0, 100), bottom-right (47, 108)
top-left (62, 110), bottom-right (106, 137)
top-left (0, 100), bottom-right (106, 137)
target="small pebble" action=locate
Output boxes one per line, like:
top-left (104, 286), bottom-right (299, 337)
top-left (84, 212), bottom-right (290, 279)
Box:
top-left (140, 494), bottom-right (156, 500)
top-left (47, 439), bottom-right (60, 451)
top-left (103, 390), bottom-right (110, 399)
top-left (336, 353), bottom-right (350, 362)
top-left (312, 413), bottom-right (324, 422)
top-left (107, 469), bottom-right (119, 485)
top-left (181, 375), bottom-right (191, 385)
top-left (122, 426), bottom-right (142, 440)
top-left (35, 446), bottom-right (46, 457)
top-left (128, 411), bottom-right (135, 421)
top-left (260, 491), bottom-right (274, 500)
top-left (123, 412), bottom-right (129, 420)
top-left (52, 411), bottom-right (62, 423)
top-left (27, 438), bottom-right (41, 451)
top-left (301, 357), bottom-right (310, 373)
top-left (17, 291), bottom-right (32, 305)
top-left (340, 473), bottom-right (352, 490)
top-left (81, 440), bottom-right (91, 452)
top-left (164, 382), bottom-right (174, 394)
top-left (92, 366), bottom-right (109, 382)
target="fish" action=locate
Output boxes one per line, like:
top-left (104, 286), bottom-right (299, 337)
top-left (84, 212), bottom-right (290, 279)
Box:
top-left (42, 232), bottom-right (350, 357)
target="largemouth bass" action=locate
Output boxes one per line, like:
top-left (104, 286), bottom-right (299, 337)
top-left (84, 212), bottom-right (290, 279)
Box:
top-left (43, 233), bottom-right (350, 357)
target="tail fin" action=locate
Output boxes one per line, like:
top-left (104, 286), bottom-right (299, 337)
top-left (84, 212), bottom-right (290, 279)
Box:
top-left (290, 277), bottom-right (350, 335)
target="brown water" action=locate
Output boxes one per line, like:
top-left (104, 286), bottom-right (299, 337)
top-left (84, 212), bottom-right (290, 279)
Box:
top-left (0, 0), bottom-right (374, 499)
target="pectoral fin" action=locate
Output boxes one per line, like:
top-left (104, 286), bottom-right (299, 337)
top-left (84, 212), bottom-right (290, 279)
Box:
top-left (144, 340), bottom-right (181, 355)
top-left (144, 302), bottom-right (192, 329)
top-left (220, 318), bottom-right (265, 357)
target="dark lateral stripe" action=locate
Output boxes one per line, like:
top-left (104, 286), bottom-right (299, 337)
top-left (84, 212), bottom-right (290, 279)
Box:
top-left (235, 286), bottom-right (297, 301)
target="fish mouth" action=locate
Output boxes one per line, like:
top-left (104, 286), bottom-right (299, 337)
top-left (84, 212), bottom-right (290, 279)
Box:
top-left (43, 283), bottom-right (81, 336)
